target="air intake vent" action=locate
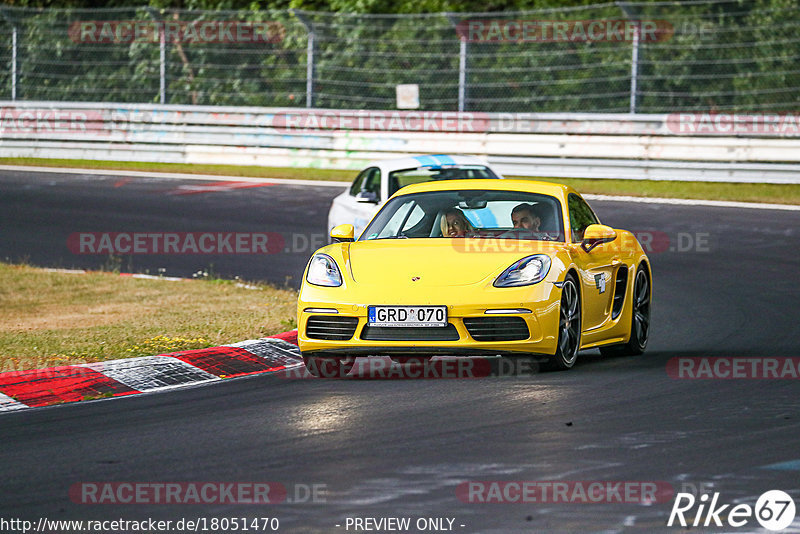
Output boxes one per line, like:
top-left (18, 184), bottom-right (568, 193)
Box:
top-left (361, 324), bottom-right (459, 341)
top-left (611, 266), bottom-right (629, 319)
top-left (306, 316), bottom-right (359, 341)
top-left (463, 317), bottom-right (529, 341)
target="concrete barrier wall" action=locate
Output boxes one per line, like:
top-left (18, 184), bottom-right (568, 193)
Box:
top-left (2, 101), bottom-right (799, 183)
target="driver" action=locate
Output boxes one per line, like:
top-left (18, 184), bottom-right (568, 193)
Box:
top-left (511, 203), bottom-right (542, 231)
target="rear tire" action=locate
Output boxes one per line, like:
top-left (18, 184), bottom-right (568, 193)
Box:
top-left (303, 355), bottom-right (355, 378)
top-left (599, 265), bottom-right (650, 357)
top-left (545, 275), bottom-right (581, 371)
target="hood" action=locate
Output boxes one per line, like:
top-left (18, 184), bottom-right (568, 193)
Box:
top-left (346, 238), bottom-right (562, 287)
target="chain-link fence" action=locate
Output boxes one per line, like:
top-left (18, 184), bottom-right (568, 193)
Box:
top-left (0, 0), bottom-right (798, 112)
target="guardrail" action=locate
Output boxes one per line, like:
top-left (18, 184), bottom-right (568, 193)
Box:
top-left (2, 101), bottom-right (800, 183)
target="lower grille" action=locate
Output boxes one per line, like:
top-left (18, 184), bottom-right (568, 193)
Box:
top-left (361, 324), bottom-right (460, 341)
top-left (463, 317), bottom-right (530, 341)
top-left (306, 316), bottom-right (359, 341)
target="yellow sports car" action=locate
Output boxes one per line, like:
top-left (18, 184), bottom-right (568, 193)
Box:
top-left (297, 179), bottom-right (651, 377)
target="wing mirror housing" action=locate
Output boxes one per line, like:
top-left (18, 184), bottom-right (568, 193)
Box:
top-left (355, 191), bottom-right (379, 204)
top-left (330, 224), bottom-right (355, 243)
top-left (581, 224), bottom-right (617, 252)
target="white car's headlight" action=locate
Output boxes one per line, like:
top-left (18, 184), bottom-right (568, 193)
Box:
top-left (494, 255), bottom-right (551, 287)
top-left (306, 254), bottom-right (343, 287)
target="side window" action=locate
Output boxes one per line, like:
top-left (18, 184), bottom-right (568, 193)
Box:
top-left (361, 168), bottom-right (381, 197)
top-left (401, 203), bottom-right (426, 233)
top-left (349, 170), bottom-right (367, 196)
top-left (568, 193), bottom-right (599, 242)
top-left (348, 167), bottom-right (381, 199)
top-left (374, 200), bottom-right (416, 238)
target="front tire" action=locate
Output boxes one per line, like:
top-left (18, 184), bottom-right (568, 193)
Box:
top-left (303, 355), bottom-right (356, 378)
top-left (600, 265), bottom-right (650, 357)
top-left (546, 276), bottom-right (581, 371)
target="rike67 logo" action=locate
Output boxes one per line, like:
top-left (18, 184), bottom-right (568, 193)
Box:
top-left (668, 490), bottom-right (796, 531)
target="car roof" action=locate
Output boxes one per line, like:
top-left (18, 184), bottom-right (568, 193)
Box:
top-left (373, 154), bottom-right (491, 173)
top-left (390, 178), bottom-right (576, 199)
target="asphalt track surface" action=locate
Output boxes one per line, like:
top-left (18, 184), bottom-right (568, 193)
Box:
top-left (1, 169), bottom-right (799, 533)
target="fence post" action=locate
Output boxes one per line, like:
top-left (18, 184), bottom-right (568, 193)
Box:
top-left (293, 10), bottom-right (315, 108)
top-left (446, 14), bottom-right (467, 112)
top-left (159, 28), bottom-right (166, 104)
top-left (629, 24), bottom-right (640, 114)
top-left (11, 25), bottom-right (17, 101)
top-left (0, 8), bottom-right (18, 101)
top-left (458, 36), bottom-right (467, 112)
top-left (145, 8), bottom-right (166, 104)
top-left (618, 2), bottom-right (639, 114)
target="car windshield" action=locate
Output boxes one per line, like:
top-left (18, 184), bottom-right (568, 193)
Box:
top-left (360, 190), bottom-right (565, 242)
top-left (388, 165), bottom-right (499, 196)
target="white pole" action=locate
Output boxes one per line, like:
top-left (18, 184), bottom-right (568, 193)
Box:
top-left (629, 23), bottom-right (640, 114)
top-left (306, 30), bottom-right (314, 108)
top-left (11, 25), bottom-right (17, 101)
top-left (160, 26), bottom-right (166, 104)
top-left (458, 37), bottom-right (467, 112)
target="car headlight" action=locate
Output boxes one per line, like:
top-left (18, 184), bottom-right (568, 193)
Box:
top-left (306, 254), bottom-right (343, 287)
top-left (494, 255), bottom-right (551, 287)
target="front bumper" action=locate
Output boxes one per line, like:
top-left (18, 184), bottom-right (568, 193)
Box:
top-left (297, 283), bottom-right (561, 357)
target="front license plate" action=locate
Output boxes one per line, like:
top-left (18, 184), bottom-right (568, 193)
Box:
top-left (368, 306), bottom-right (447, 327)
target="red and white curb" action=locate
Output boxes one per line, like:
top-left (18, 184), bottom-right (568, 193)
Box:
top-left (43, 268), bottom-right (190, 282)
top-left (43, 269), bottom-right (264, 289)
top-left (0, 330), bottom-right (301, 412)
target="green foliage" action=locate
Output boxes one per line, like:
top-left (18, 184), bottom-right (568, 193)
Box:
top-left (0, 1), bottom-right (796, 112)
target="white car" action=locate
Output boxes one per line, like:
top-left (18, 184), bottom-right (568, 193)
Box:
top-left (328, 154), bottom-right (504, 238)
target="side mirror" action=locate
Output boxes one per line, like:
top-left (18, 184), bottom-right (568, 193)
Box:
top-left (330, 224), bottom-right (355, 243)
top-left (355, 191), bottom-right (379, 204)
top-left (581, 224), bottom-right (617, 252)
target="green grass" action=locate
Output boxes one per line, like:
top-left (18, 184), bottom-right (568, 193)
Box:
top-left (0, 262), bottom-right (298, 372)
top-left (530, 177), bottom-right (800, 205)
top-left (1, 157), bottom-right (799, 205)
top-left (0, 157), bottom-right (354, 182)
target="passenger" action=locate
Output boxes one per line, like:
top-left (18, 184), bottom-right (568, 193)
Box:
top-left (441, 208), bottom-right (474, 237)
top-left (511, 203), bottom-right (542, 231)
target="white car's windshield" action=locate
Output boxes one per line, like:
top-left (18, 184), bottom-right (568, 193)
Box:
top-left (388, 165), bottom-right (499, 197)
top-left (360, 190), bottom-right (564, 242)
